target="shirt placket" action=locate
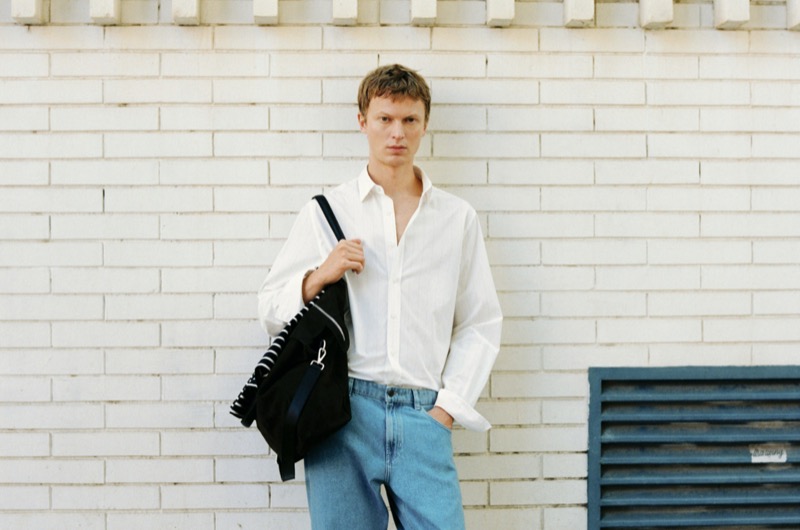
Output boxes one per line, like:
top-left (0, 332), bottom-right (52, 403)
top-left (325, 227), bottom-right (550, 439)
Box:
top-left (380, 194), bottom-right (404, 376)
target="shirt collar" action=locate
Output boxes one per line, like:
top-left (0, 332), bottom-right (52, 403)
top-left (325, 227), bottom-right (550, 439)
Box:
top-left (358, 165), bottom-right (433, 203)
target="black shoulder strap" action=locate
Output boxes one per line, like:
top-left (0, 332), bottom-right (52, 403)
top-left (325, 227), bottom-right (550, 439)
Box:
top-left (313, 195), bottom-right (346, 242)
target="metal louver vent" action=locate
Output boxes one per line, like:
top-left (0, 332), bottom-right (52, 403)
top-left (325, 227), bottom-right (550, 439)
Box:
top-left (588, 366), bottom-right (800, 529)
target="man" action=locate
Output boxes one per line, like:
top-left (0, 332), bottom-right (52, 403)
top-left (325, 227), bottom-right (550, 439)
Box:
top-left (258, 64), bottom-right (502, 529)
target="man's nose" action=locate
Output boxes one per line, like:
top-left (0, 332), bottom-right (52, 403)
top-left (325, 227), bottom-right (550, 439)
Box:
top-left (390, 120), bottom-right (404, 138)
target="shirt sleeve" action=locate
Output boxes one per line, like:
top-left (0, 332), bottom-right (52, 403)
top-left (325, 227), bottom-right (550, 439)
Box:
top-left (257, 201), bottom-right (327, 337)
top-left (434, 209), bottom-right (503, 432)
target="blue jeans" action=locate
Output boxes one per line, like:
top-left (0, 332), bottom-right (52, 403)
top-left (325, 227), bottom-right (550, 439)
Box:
top-left (304, 378), bottom-right (465, 530)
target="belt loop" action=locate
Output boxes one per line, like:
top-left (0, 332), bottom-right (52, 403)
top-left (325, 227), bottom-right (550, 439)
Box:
top-left (411, 389), bottom-right (420, 410)
top-left (348, 377), bottom-right (354, 396)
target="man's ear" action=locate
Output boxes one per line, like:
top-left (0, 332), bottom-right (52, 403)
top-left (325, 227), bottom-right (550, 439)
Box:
top-left (357, 112), bottom-right (367, 132)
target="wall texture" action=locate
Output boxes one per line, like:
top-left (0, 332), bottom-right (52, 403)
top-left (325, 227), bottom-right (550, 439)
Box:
top-left (1, 2), bottom-right (800, 529)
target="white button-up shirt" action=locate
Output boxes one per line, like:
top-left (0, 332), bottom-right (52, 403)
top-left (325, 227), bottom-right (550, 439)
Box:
top-left (257, 167), bottom-right (503, 431)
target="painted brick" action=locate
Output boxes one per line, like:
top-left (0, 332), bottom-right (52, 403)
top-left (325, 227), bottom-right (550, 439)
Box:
top-left (52, 486), bottom-right (159, 510)
top-left (596, 160), bottom-right (699, 185)
top-left (0, 486), bottom-right (49, 510)
top-left (649, 344), bottom-right (752, 367)
top-left (104, 26), bottom-right (212, 49)
top-left (649, 240), bottom-right (751, 264)
top-left (0, 161), bottom-right (48, 185)
top-left (489, 107), bottom-right (592, 132)
top-left (702, 161), bottom-right (800, 185)
top-left (488, 54), bottom-right (592, 79)
top-left (162, 320), bottom-right (265, 347)
top-left (647, 187), bottom-right (750, 211)
top-left (705, 318), bottom-right (800, 342)
top-left (52, 322), bottom-right (160, 348)
top-left (502, 319), bottom-right (596, 345)
top-left (0, 242), bottom-right (102, 266)
top-left (105, 133), bottom-right (213, 158)
top-left (0, 376), bottom-right (50, 402)
top-left (161, 52), bottom-right (269, 77)
top-left (477, 400), bottom-right (542, 425)
top-left (486, 240), bottom-right (541, 266)
top-left (160, 159), bottom-right (268, 185)
top-left (645, 29), bottom-right (749, 53)
top-left (216, 512), bottom-right (311, 530)
top-left (542, 454), bottom-right (588, 479)
top-left (500, 291), bottom-right (540, 318)
top-left (541, 28), bottom-right (644, 52)
top-left (542, 400), bottom-right (588, 424)
top-left (544, 507), bottom-right (587, 530)
top-left (492, 373), bottom-right (587, 398)
top-left (214, 132), bottom-right (322, 157)
top-left (161, 431), bottom-right (267, 456)
top-left (105, 186), bottom-right (212, 212)
top-left (0, 405), bottom-right (104, 430)
top-left (596, 266), bottom-right (701, 290)
top-left (489, 480), bottom-right (586, 505)
top-left (542, 80), bottom-right (645, 105)
top-left (489, 160), bottom-right (593, 185)
top-left (702, 214), bottom-right (800, 237)
top-left (214, 79), bottom-right (321, 104)
top-left (0, 53), bottom-right (49, 77)
top-left (647, 80), bottom-right (750, 105)
top-left (433, 79), bottom-right (539, 105)
top-left (752, 82), bottom-right (800, 107)
top-left (51, 52), bottom-right (159, 76)
top-left (51, 107), bottom-right (158, 132)
top-left (491, 427), bottom-right (588, 452)
top-left (597, 213), bottom-right (699, 237)
top-left (754, 241), bottom-right (800, 264)
top-left (0, 133), bottom-right (103, 159)
top-left (0, 295), bottom-right (102, 321)
top-left (0, 80), bottom-right (102, 104)
top-left (543, 346), bottom-right (648, 370)
top-left (541, 291), bottom-right (646, 317)
top-left (594, 55), bottom-right (698, 79)
top-left (106, 458), bottom-right (214, 483)
top-left (0, 214), bottom-right (49, 239)
top-left (107, 514), bottom-right (214, 530)
top-left (106, 294), bottom-right (212, 320)
top-left (51, 268), bottom-right (159, 293)
top-left (52, 214), bottom-right (159, 239)
top-left (702, 108), bottom-right (800, 132)
top-left (753, 133), bottom-right (800, 158)
top-left (53, 375), bottom-right (160, 402)
top-left (649, 292), bottom-right (751, 316)
top-left (52, 432), bottom-right (160, 456)
top-left (595, 108), bottom-right (699, 132)
top-left (466, 509), bottom-right (541, 530)
top-left (431, 27), bottom-right (537, 51)
top-left (161, 106), bottom-right (269, 131)
top-left (106, 349), bottom-right (213, 375)
top-left (542, 134), bottom-right (646, 158)
top-left (702, 265), bottom-right (800, 290)
top-left (213, 26), bottom-right (322, 50)
top-left (0, 433), bottom-right (50, 457)
top-left (598, 318), bottom-right (702, 343)
top-left (52, 160), bottom-right (159, 186)
top-left (0, 350), bottom-right (103, 375)
top-left (0, 107), bottom-right (48, 131)
top-left (104, 241), bottom-right (213, 267)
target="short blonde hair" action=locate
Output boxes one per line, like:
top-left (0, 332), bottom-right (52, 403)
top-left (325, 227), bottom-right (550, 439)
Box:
top-left (357, 64), bottom-right (431, 124)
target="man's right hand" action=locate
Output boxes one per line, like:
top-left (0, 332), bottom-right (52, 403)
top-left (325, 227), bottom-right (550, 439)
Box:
top-left (302, 239), bottom-right (364, 303)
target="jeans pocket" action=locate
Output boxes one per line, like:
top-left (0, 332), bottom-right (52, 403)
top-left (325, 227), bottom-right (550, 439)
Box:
top-left (419, 405), bottom-right (453, 434)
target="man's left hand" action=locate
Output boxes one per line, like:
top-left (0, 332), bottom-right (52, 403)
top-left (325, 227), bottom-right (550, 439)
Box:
top-left (428, 406), bottom-right (454, 430)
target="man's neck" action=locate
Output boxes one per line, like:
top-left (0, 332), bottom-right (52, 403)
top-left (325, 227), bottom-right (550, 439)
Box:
top-left (366, 161), bottom-right (422, 199)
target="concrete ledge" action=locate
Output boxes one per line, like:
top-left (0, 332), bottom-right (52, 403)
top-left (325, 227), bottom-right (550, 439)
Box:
top-left (714, 0), bottom-right (749, 29)
top-left (253, 0), bottom-right (278, 24)
top-left (332, 0), bottom-right (358, 25)
top-left (487, 0), bottom-right (514, 26)
top-left (172, 0), bottom-right (200, 24)
top-left (411, 0), bottom-right (437, 25)
top-left (12, 0), bottom-right (47, 24)
top-left (90, 0), bottom-right (121, 24)
top-left (564, 0), bottom-right (595, 27)
top-left (788, 0), bottom-right (800, 29)
top-left (639, 0), bottom-right (673, 29)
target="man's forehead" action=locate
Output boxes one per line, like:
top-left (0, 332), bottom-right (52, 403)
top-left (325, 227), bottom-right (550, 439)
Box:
top-left (367, 95), bottom-right (425, 114)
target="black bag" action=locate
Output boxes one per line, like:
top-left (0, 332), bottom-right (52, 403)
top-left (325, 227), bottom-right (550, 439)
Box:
top-left (230, 195), bottom-right (351, 481)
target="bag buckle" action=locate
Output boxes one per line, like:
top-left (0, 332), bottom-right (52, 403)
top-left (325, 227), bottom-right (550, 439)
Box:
top-left (310, 340), bottom-right (327, 371)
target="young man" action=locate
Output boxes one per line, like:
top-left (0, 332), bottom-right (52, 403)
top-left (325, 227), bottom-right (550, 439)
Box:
top-left (258, 64), bottom-right (502, 529)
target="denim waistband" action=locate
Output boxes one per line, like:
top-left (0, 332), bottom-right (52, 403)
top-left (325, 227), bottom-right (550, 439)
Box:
top-left (348, 377), bottom-right (437, 408)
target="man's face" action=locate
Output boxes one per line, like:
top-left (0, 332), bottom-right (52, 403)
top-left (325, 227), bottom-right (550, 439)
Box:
top-left (358, 95), bottom-right (427, 171)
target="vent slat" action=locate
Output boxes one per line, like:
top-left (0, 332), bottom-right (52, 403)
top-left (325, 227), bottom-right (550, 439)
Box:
top-left (602, 403), bottom-right (800, 423)
top-left (601, 382), bottom-right (800, 403)
top-left (601, 485), bottom-right (800, 506)
top-left (602, 423), bottom-right (800, 444)
top-left (602, 465), bottom-right (800, 486)
top-left (601, 445), bottom-right (800, 465)
top-left (600, 507), bottom-right (800, 528)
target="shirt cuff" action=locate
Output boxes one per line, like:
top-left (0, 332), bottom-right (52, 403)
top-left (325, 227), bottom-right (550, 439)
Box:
top-left (275, 269), bottom-right (314, 324)
top-left (434, 388), bottom-right (491, 432)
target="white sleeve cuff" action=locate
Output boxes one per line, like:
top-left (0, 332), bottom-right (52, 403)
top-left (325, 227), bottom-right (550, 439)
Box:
top-left (434, 388), bottom-right (491, 432)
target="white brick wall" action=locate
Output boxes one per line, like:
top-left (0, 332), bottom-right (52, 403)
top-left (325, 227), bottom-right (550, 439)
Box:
top-left (1, 5), bottom-right (800, 530)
